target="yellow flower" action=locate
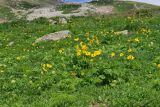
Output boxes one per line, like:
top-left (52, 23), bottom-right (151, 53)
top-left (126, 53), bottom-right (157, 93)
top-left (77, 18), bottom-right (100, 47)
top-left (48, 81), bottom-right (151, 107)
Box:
top-left (46, 64), bottom-right (53, 69)
top-left (134, 38), bottom-right (140, 43)
top-left (111, 52), bottom-right (115, 57)
top-left (128, 48), bottom-right (133, 53)
top-left (16, 57), bottom-right (21, 61)
top-left (94, 50), bottom-right (102, 56)
top-left (76, 50), bottom-right (81, 56)
top-left (157, 64), bottom-right (160, 68)
top-left (89, 39), bottom-right (94, 45)
top-left (127, 55), bottom-right (135, 60)
top-left (85, 51), bottom-right (91, 56)
top-left (74, 38), bottom-right (79, 41)
top-left (80, 42), bottom-right (83, 46)
top-left (91, 54), bottom-right (96, 57)
top-left (91, 50), bottom-right (102, 57)
top-left (42, 64), bottom-right (53, 72)
top-left (120, 53), bottom-right (125, 57)
top-left (81, 44), bottom-right (87, 51)
top-left (59, 48), bottom-right (64, 54)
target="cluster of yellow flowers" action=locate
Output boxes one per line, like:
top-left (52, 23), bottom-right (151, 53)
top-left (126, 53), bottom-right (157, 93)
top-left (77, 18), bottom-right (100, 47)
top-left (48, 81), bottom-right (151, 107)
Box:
top-left (74, 32), bottom-right (102, 58)
top-left (139, 28), bottom-right (151, 34)
top-left (128, 38), bottom-right (140, 43)
top-left (88, 36), bottom-right (100, 45)
top-left (59, 48), bottom-right (64, 54)
top-left (76, 43), bottom-right (102, 58)
top-left (127, 55), bottom-right (135, 60)
top-left (42, 64), bottom-right (53, 72)
top-left (111, 48), bottom-right (135, 61)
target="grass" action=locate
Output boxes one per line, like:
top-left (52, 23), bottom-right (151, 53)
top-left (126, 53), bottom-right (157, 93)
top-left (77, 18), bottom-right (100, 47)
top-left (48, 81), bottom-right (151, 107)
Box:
top-left (17, 1), bottom-right (40, 9)
top-left (0, 14), bottom-right (160, 106)
top-left (0, 6), bottom-right (16, 20)
top-left (0, 1), bottom-right (160, 107)
top-left (56, 4), bottom-right (81, 14)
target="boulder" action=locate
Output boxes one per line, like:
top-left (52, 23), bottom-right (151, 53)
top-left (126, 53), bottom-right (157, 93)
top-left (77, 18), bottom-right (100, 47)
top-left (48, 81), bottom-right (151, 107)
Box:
top-left (35, 30), bottom-right (71, 43)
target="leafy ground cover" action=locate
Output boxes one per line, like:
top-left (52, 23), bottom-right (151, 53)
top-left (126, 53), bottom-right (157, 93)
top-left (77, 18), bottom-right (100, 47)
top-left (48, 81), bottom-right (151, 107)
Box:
top-left (0, 1), bottom-right (160, 107)
top-left (0, 6), bottom-right (15, 20)
top-left (56, 4), bottom-right (81, 14)
top-left (0, 13), bottom-right (160, 106)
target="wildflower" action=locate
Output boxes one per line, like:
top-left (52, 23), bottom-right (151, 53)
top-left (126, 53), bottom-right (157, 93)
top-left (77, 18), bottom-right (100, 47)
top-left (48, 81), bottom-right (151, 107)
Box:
top-left (89, 39), bottom-right (94, 45)
top-left (157, 64), bottom-right (160, 68)
top-left (120, 53), bottom-right (125, 57)
top-left (81, 44), bottom-right (88, 51)
top-left (59, 48), bottom-right (64, 54)
top-left (42, 64), bottom-right (53, 72)
top-left (128, 48), bottom-right (133, 53)
top-left (76, 50), bottom-right (81, 56)
top-left (93, 50), bottom-right (102, 56)
top-left (127, 55), bottom-right (135, 60)
top-left (111, 52), bottom-right (116, 57)
top-left (46, 64), bottom-right (53, 69)
top-left (16, 57), bottom-right (21, 61)
top-left (74, 38), bottom-right (79, 41)
top-left (91, 50), bottom-right (102, 57)
top-left (134, 38), bottom-right (140, 43)
top-left (76, 46), bottom-right (81, 56)
top-left (91, 54), bottom-right (96, 57)
top-left (85, 51), bottom-right (91, 56)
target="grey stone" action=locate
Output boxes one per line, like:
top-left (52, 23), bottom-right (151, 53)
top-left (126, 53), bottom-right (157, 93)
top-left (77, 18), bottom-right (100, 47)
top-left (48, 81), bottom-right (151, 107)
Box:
top-left (115, 30), bottom-right (128, 35)
top-left (35, 30), bottom-right (71, 43)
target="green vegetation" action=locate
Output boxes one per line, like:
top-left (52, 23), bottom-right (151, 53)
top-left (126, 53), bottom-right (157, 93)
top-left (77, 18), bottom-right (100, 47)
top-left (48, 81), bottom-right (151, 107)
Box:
top-left (56, 4), bottom-right (81, 14)
top-left (0, 1), bottom-right (160, 107)
top-left (18, 1), bottom-right (40, 9)
top-left (0, 14), bottom-right (160, 106)
top-left (113, 1), bottom-right (160, 13)
top-left (91, 0), bottom-right (114, 5)
top-left (0, 6), bottom-right (15, 20)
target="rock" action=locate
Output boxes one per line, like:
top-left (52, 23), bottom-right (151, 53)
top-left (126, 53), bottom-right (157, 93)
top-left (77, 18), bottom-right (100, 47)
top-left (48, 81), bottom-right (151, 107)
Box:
top-left (59, 18), bottom-right (67, 24)
top-left (115, 30), bottom-right (128, 35)
top-left (35, 30), bottom-right (71, 43)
